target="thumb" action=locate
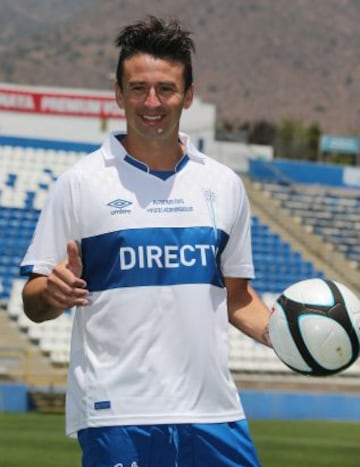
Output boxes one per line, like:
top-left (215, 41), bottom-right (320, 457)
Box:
top-left (67, 240), bottom-right (83, 278)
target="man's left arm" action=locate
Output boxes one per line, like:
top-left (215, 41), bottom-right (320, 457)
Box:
top-left (225, 277), bottom-right (272, 347)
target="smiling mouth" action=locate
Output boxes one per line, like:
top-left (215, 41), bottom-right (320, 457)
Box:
top-left (142, 114), bottom-right (163, 121)
top-left (140, 114), bottom-right (166, 128)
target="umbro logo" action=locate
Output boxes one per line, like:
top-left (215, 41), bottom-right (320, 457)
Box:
top-left (107, 198), bottom-right (132, 215)
top-left (107, 199), bottom-right (132, 209)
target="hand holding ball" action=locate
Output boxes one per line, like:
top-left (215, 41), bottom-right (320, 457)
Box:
top-left (269, 279), bottom-right (360, 376)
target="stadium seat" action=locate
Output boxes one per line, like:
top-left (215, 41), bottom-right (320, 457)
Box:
top-left (258, 182), bottom-right (360, 268)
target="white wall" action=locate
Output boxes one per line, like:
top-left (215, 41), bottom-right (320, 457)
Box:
top-left (206, 140), bottom-right (274, 172)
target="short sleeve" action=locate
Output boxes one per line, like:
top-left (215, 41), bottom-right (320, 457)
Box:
top-left (20, 170), bottom-right (81, 276)
top-left (220, 175), bottom-right (255, 279)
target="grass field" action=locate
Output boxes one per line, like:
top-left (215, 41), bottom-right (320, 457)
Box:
top-left (0, 413), bottom-right (359, 466)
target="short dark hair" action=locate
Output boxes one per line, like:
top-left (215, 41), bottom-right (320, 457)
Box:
top-left (114, 16), bottom-right (195, 91)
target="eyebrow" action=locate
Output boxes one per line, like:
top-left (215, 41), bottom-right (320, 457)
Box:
top-left (128, 81), bottom-right (177, 86)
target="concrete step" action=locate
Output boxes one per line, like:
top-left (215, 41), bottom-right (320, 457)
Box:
top-left (0, 308), bottom-right (67, 387)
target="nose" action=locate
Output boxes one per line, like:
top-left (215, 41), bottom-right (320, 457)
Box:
top-left (144, 87), bottom-right (161, 106)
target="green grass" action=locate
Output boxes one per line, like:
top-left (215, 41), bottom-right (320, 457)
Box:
top-left (0, 413), bottom-right (81, 467)
top-left (0, 413), bottom-right (359, 466)
top-left (250, 419), bottom-right (360, 467)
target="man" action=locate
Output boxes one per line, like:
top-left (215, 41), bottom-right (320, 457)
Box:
top-left (21, 15), bottom-right (271, 467)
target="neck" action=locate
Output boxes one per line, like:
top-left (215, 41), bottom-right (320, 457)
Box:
top-left (121, 134), bottom-right (184, 171)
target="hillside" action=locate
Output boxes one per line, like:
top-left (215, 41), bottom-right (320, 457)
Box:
top-left (0, 0), bottom-right (359, 135)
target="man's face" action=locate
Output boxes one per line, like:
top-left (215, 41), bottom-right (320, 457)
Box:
top-left (115, 53), bottom-right (194, 141)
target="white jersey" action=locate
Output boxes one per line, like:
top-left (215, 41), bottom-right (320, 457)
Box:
top-left (21, 132), bottom-right (255, 437)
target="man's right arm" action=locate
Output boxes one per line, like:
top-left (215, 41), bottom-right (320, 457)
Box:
top-left (22, 240), bottom-right (89, 323)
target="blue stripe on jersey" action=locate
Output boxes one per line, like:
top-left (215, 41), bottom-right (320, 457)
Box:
top-left (81, 226), bottom-right (228, 291)
top-left (149, 169), bottom-right (176, 181)
top-left (20, 264), bottom-right (34, 275)
top-left (124, 153), bottom-right (190, 180)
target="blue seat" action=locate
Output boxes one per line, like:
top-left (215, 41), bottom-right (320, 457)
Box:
top-left (251, 216), bottom-right (324, 294)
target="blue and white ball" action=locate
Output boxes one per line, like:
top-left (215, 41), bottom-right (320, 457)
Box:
top-left (269, 278), bottom-right (360, 376)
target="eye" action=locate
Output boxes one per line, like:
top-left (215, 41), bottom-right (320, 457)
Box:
top-left (158, 84), bottom-right (176, 95)
top-left (130, 83), bottom-right (147, 94)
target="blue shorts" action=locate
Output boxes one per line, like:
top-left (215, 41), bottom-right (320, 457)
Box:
top-left (78, 420), bottom-right (261, 467)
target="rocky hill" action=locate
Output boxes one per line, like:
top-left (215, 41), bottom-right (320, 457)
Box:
top-left (0, 0), bottom-right (359, 135)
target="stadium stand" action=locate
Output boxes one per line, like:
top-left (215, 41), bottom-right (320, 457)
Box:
top-left (1, 140), bottom-right (360, 387)
top-left (258, 182), bottom-right (360, 268)
top-left (0, 144), bottom-right (86, 302)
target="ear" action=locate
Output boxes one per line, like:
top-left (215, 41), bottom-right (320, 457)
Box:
top-left (115, 82), bottom-right (124, 109)
top-left (183, 84), bottom-right (194, 110)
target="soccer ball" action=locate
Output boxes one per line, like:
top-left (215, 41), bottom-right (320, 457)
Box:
top-left (269, 278), bottom-right (360, 376)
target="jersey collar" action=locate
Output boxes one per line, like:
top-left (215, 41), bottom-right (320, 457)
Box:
top-left (101, 131), bottom-right (206, 166)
